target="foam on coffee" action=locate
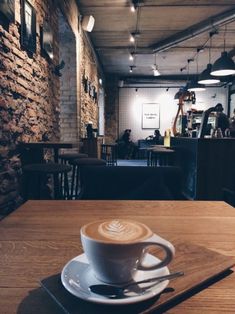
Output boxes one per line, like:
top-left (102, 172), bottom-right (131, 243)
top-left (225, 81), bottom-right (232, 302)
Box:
top-left (82, 219), bottom-right (153, 243)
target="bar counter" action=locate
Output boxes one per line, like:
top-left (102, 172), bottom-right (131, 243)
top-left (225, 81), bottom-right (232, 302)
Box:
top-left (171, 137), bottom-right (235, 200)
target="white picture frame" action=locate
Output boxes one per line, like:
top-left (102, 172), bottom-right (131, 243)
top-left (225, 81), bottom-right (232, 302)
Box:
top-left (142, 103), bottom-right (160, 129)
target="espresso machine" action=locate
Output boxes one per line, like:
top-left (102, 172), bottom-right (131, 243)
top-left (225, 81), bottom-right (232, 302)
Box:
top-left (198, 106), bottom-right (219, 138)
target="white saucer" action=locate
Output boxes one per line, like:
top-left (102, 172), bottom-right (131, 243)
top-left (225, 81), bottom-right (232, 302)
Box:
top-left (61, 253), bottom-right (169, 305)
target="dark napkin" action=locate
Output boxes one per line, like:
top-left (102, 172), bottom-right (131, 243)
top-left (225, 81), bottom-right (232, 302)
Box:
top-left (41, 241), bottom-right (235, 314)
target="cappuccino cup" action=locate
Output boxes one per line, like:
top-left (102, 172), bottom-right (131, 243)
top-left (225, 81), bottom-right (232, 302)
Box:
top-left (80, 219), bottom-right (175, 284)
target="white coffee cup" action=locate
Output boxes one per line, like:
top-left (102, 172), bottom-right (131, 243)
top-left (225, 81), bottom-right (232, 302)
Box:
top-left (80, 219), bottom-right (175, 284)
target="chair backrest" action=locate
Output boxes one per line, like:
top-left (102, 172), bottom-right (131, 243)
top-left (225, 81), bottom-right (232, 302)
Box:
top-left (101, 144), bottom-right (118, 166)
top-left (79, 166), bottom-right (184, 200)
top-left (18, 144), bottom-right (44, 166)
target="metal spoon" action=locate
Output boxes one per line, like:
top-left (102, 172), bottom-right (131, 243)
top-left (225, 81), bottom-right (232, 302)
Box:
top-left (89, 271), bottom-right (184, 297)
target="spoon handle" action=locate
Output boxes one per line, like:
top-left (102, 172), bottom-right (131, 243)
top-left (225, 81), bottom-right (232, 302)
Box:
top-left (125, 271), bottom-right (184, 288)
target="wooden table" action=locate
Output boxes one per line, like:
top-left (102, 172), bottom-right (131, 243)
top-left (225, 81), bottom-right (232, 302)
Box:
top-left (19, 141), bottom-right (75, 163)
top-left (0, 200), bottom-right (235, 313)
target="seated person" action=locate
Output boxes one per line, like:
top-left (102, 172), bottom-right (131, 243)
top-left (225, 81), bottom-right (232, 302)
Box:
top-left (118, 129), bottom-right (137, 159)
top-left (153, 129), bottom-right (163, 144)
top-left (145, 129), bottom-right (163, 144)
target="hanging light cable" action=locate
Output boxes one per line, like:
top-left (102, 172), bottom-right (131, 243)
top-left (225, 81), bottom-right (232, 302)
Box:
top-left (198, 32), bottom-right (220, 84)
top-left (188, 51), bottom-right (206, 91)
top-left (128, 3), bottom-right (141, 72)
top-left (211, 25), bottom-right (235, 76)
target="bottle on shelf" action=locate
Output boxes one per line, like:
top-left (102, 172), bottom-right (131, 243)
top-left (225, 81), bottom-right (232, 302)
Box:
top-left (164, 129), bottom-right (171, 147)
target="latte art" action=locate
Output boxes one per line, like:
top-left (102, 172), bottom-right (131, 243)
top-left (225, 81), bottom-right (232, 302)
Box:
top-left (99, 220), bottom-right (144, 241)
top-left (82, 219), bottom-right (153, 243)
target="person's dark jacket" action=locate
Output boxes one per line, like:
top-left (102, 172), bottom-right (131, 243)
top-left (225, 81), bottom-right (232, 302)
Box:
top-left (217, 112), bottom-right (230, 136)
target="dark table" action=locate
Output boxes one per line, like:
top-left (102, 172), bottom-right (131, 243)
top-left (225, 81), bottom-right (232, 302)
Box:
top-left (19, 141), bottom-right (75, 164)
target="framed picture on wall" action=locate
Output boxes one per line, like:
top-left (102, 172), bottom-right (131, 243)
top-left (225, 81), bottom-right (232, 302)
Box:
top-left (142, 103), bottom-right (160, 129)
top-left (21, 0), bottom-right (36, 54)
top-left (40, 21), bottom-right (54, 60)
top-left (0, 0), bottom-right (15, 22)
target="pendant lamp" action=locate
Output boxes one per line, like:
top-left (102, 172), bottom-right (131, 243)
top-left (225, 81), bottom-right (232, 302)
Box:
top-left (198, 63), bottom-right (220, 84)
top-left (188, 80), bottom-right (206, 92)
top-left (211, 25), bottom-right (235, 76)
top-left (198, 33), bottom-right (220, 84)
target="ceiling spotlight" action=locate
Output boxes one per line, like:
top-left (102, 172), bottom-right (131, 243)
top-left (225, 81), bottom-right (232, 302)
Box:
top-left (129, 32), bottom-right (140, 43)
top-left (99, 78), bottom-right (102, 85)
top-left (130, 0), bottom-right (144, 12)
top-left (129, 65), bottom-right (136, 73)
top-left (130, 3), bottom-right (136, 12)
top-left (153, 67), bottom-right (160, 76)
top-left (129, 33), bottom-right (135, 43)
top-left (81, 15), bottom-right (95, 32)
top-left (197, 47), bottom-right (204, 53)
top-left (152, 54), bottom-right (160, 76)
top-left (129, 52), bottom-right (135, 61)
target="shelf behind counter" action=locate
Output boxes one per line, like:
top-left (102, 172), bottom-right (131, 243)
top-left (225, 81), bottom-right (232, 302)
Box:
top-left (171, 137), bottom-right (235, 200)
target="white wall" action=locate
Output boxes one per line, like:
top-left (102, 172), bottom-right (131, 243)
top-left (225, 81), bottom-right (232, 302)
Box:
top-left (119, 87), bottom-right (228, 142)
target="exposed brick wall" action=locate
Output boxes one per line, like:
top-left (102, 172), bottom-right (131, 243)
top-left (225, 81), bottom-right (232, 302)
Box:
top-left (104, 75), bottom-right (119, 143)
top-left (80, 33), bottom-right (99, 137)
top-left (59, 0), bottom-right (100, 140)
top-left (0, 0), bottom-right (102, 215)
top-left (0, 0), bottom-right (60, 215)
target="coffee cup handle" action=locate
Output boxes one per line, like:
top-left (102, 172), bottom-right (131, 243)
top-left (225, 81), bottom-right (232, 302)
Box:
top-left (137, 234), bottom-right (175, 270)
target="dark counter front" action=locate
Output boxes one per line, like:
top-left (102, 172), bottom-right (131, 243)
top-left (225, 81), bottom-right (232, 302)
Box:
top-left (172, 137), bottom-right (235, 200)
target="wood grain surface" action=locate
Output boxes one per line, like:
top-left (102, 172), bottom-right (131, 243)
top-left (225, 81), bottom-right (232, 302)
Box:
top-left (0, 200), bottom-right (235, 313)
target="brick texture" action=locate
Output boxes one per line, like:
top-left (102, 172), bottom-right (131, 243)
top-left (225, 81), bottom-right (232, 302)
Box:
top-left (0, 0), bottom-right (101, 215)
